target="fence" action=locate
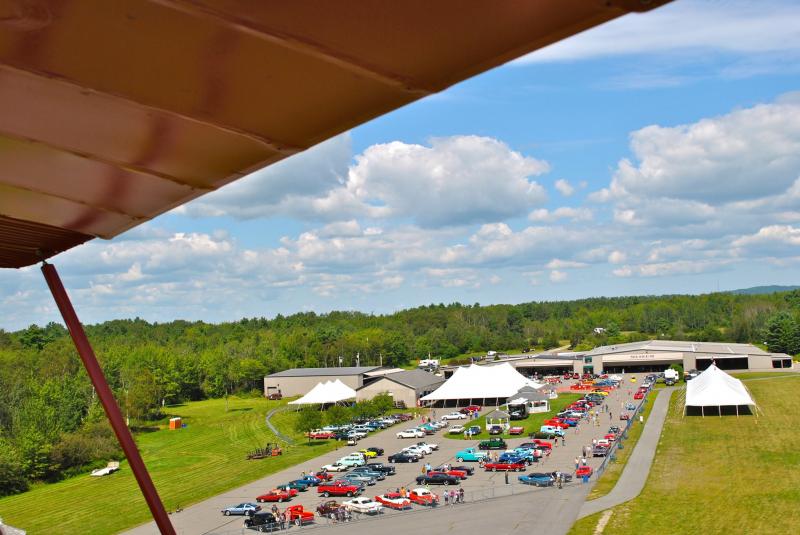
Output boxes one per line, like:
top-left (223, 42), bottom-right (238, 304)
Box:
top-left (593, 386), bottom-right (650, 478)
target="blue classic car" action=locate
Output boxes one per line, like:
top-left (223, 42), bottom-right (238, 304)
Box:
top-left (221, 502), bottom-right (261, 516)
top-left (298, 475), bottom-right (322, 486)
top-left (518, 473), bottom-right (555, 487)
top-left (285, 480), bottom-right (311, 491)
top-left (507, 449), bottom-right (538, 463)
top-left (455, 447), bottom-right (489, 462)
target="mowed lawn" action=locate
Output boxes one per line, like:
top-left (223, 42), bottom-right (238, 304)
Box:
top-left (0, 397), bottom-right (340, 535)
top-left (569, 374), bottom-right (800, 535)
top-left (445, 393), bottom-right (583, 441)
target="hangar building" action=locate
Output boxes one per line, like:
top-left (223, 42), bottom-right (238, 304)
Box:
top-left (582, 340), bottom-right (793, 374)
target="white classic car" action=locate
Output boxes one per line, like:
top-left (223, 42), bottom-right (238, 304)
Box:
top-left (343, 497), bottom-right (384, 514)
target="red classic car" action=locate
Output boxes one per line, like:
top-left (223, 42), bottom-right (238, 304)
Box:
top-left (407, 488), bottom-right (439, 506)
top-left (508, 426), bottom-right (525, 435)
top-left (484, 461), bottom-right (526, 472)
top-left (375, 493), bottom-right (412, 510)
top-left (543, 419), bottom-right (570, 429)
top-left (285, 505), bottom-right (314, 525)
top-left (429, 468), bottom-right (467, 479)
top-left (532, 439), bottom-right (553, 449)
top-left (634, 392), bottom-right (644, 400)
top-left (318, 481), bottom-right (362, 498)
top-left (576, 466), bottom-right (594, 478)
top-left (306, 430), bottom-right (335, 440)
top-left (256, 490), bottom-right (292, 503)
top-left (314, 471), bottom-right (334, 481)
top-left (275, 485), bottom-right (299, 497)
top-left (459, 404), bottom-right (482, 414)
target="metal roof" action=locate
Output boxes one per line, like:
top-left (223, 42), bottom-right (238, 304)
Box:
top-left (0, 0), bottom-right (670, 268)
top-left (585, 340), bottom-right (771, 357)
top-left (268, 366), bottom-right (381, 378)
top-left (374, 369), bottom-right (445, 390)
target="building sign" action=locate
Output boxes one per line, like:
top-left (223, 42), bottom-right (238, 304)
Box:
top-left (602, 352), bottom-right (683, 363)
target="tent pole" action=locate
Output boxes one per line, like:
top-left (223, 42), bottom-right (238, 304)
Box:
top-left (736, 405), bottom-right (739, 418)
top-left (701, 406), bottom-right (704, 418)
top-left (41, 263), bottom-right (175, 535)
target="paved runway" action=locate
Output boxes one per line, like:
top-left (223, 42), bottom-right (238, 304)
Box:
top-left (124, 377), bottom-right (642, 535)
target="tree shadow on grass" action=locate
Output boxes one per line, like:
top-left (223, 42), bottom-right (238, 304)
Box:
top-left (229, 407), bottom-right (253, 412)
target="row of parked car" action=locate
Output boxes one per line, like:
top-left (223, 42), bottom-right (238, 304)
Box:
top-left (307, 413), bottom-right (415, 441)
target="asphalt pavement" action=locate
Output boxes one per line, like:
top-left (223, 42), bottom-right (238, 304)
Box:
top-left (124, 376), bottom-right (644, 535)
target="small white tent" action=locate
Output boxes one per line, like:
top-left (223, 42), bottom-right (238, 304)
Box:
top-left (420, 363), bottom-right (543, 403)
top-left (288, 380), bottom-right (357, 405)
top-left (685, 364), bottom-right (756, 416)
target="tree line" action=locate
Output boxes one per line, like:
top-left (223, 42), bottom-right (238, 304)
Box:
top-left (1, 289), bottom-right (798, 495)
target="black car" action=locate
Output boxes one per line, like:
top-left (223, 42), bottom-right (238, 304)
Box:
top-left (366, 462), bottom-right (395, 475)
top-left (530, 432), bottom-right (558, 440)
top-left (416, 473), bottom-right (459, 486)
top-left (365, 446), bottom-right (384, 456)
top-left (592, 446), bottom-right (609, 457)
top-left (488, 425), bottom-right (503, 435)
top-left (509, 410), bottom-right (527, 420)
top-left (388, 452), bottom-right (418, 463)
top-left (244, 512), bottom-right (280, 532)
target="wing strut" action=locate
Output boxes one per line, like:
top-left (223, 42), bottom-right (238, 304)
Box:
top-left (41, 262), bottom-right (176, 535)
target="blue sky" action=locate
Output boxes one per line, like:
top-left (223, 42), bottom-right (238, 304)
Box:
top-left (3, 0), bottom-right (800, 330)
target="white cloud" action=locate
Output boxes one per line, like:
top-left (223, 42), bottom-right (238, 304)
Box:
top-left (612, 260), bottom-right (733, 278)
top-left (608, 251), bottom-right (626, 264)
top-left (529, 207), bottom-right (593, 222)
top-left (178, 134), bottom-right (351, 219)
top-left (554, 179), bottom-right (575, 197)
top-left (732, 225), bottom-right (800, 257)
top-left (549, 270), bottom-right (567, 283)
top-left (345, 136), bottom-right (549, 227)
top-left (610, 99), bottom-right (800, 204)
top-left (518, 1), bottom-right (800, 64)
top-left (546, 259), bottom-right (588, 270)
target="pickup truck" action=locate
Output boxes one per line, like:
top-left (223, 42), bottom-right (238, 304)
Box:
top-left (454, 447), bottom-right (488, 462)
top-left (284, 505), bottom-right (314, 526)
top-left (539, 425), bottom-right (565, 437)
top-left (318, 481), bottom-right (362, 498)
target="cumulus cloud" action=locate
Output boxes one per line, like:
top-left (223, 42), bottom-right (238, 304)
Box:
top-left (612, 260), bottom-right (733, 278)
top-left (529, 207), bottom-right (593, 222)
top-left (549, 270), bottom-right (567, 283)
top-left (732, 225), bottom-right (800, 257)
top-left (179, 134), bottom-right (352, 219)
top-left (610, 98), bottom-right (800, 204)
top-left (554, 179), bottom-right (575, 197)
top-left (345, 136), bottom-right (549, 227)
top-left (180, 134), bottom-right (550, 228)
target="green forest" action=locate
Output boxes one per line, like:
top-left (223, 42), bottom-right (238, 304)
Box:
top-left (1, 290), bottom-right (799, 496)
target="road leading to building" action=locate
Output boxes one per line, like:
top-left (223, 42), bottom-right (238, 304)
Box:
top-left (578, 387), bottom-right (674, 519)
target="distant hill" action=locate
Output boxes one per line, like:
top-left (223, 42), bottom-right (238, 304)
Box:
top-left (728, 285), bottom-right (800, 295)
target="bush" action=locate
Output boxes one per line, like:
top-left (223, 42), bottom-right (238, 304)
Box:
top-left (0, 438), bottom-right (29, 496)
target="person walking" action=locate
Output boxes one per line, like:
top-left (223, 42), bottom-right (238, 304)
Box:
top-left (574, 457), bottom-right (579, 471)
top-left (459, 487), bottom-right (465, 503)
top-left (504, 470), bottom-right (509, 484)
top-left (561, 435), bottom-right (566, 446)
top-left (444, 491), bottom-right (449, 506)
top-left (581, 456), bottom-right (587, 466)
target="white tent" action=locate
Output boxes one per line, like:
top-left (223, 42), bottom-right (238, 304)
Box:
top-left (288, 380), bottom-right (357, 405)
top-left (685, 364), bottom-right (756, 416)
top-left (421, 363), bottom-right (543, 402)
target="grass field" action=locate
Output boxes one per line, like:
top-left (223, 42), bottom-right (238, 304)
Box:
top-left (569, 374), bottom-right (800, 535)
top-left (0, 397), bottom-right (342, 535)
top-left (444, 393), bottom-right (583, 441)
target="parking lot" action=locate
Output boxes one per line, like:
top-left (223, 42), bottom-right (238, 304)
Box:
top-left (124, 375), bottom-right (645, 535)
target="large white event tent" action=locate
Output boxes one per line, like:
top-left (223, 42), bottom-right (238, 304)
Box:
top-left (684, 364), bottom-right (757, 417)
top-left (288, 379), bottom-right (357, 405)
top-left (421, 363), bottom-right (544, 405)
